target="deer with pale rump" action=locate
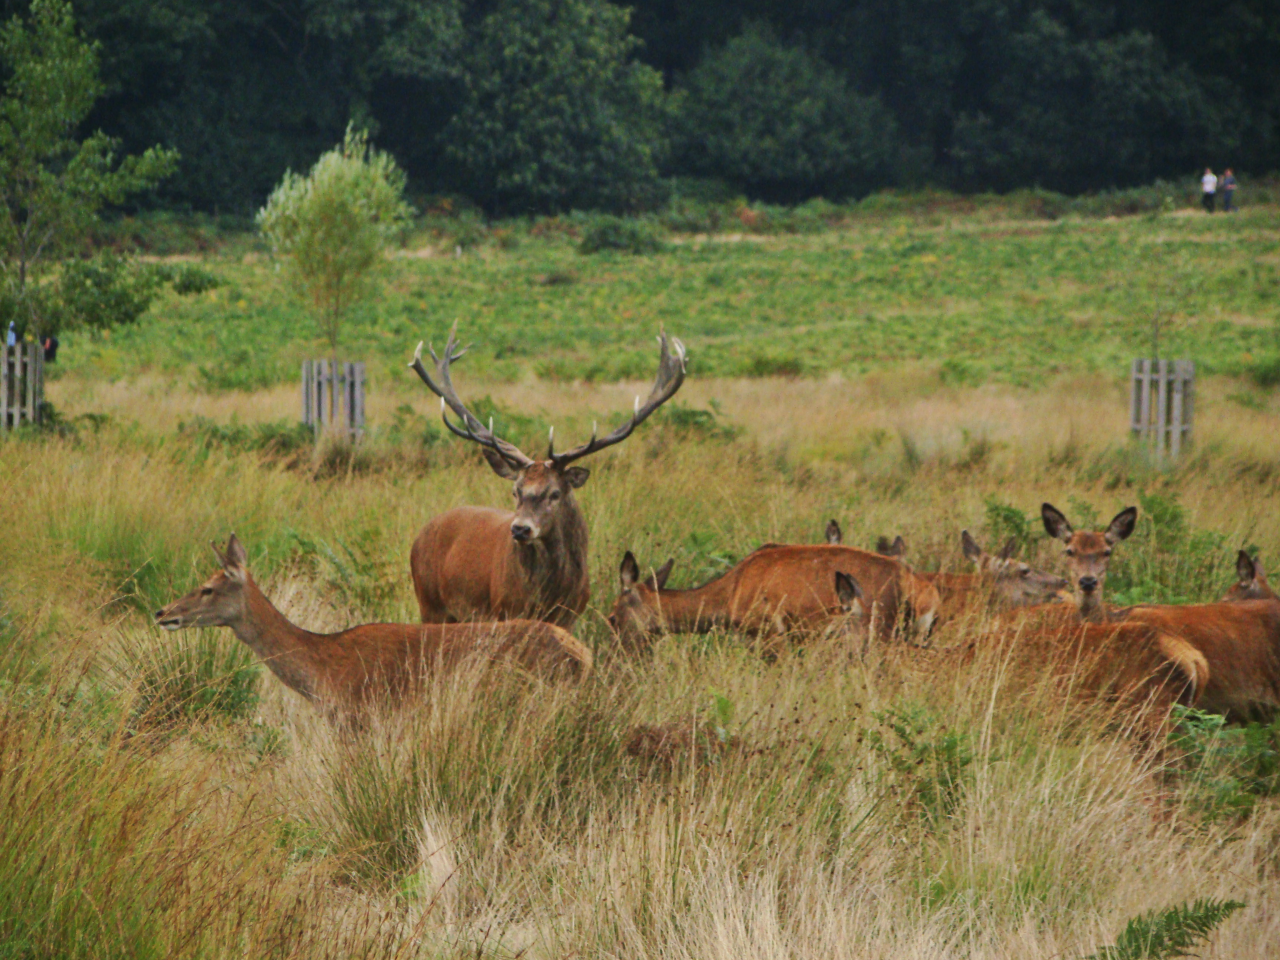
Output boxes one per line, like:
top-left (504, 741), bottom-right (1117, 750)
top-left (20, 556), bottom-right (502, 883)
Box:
top-left (1108, 551), bottom-right (1280, 721)
top-left (408, 327), bottom-right (686, 628)
top-left (609, 542), bottom-right (939, 652)
top-left (154, 536), bottom-right (591, 721)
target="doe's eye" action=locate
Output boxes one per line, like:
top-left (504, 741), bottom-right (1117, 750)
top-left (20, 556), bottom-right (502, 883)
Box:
top-left (201, 587), bottom-right (214, 597)
top-left (549, 491), bottom-right (561, 502)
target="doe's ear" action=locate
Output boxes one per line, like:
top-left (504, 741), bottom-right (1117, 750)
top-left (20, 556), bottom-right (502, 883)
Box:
top-left (222, 533), bottom-right (247, 581)
top-left (891, 535), bottom-right (906, 557)
top-left (825, 519), bottom-right (843, 544)
top-left (834, 571), bottom-right (864, 612)
top-left (619, 551), bottom-right (640, 588)
top-left (1041, 503), bottom-right (1073, 543)
top-left (481, 448), bottom-right (521, 480)
top-left (998, 536), bottom-right (1019, 560)
top-left (1237, 550), bottom-right (1258, 585)
top-left (651, 558), bottom-right (674, 590)
top-left (1104, 506), bottom-right (1138, 545)
top-left (961, 530), bottom-right (983, 561)
top-left (563, 466), bottom-right (590, 489)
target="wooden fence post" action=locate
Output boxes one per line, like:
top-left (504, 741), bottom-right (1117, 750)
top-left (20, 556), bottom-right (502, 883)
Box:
top-left (1130, 358), bottom-right (1193, 460)
top-left (1, 343), bottom-right (43, 431)
top-left (301, 358), bottom-right (365, 440)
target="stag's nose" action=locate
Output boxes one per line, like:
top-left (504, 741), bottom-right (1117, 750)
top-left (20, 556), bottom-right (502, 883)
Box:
top-left (511, 523), bottom-right (533, 542)
top-left (1078, 576), bottom-right (1098, 593)
top-left (154, 609), bottom-right (165, 620)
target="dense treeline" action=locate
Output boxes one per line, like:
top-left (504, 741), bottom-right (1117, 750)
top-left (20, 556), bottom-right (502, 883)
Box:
top-left (18, 0), bottom-right (1276, 214)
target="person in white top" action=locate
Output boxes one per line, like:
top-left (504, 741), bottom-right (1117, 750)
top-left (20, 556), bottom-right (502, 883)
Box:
top-left (1201, 167), bottom-right (1217, 213)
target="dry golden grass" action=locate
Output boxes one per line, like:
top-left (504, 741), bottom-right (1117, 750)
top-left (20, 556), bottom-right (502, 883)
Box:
top-left (1, 370), bottom-right (1278, 957)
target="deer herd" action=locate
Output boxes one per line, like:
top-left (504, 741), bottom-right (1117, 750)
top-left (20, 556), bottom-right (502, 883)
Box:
top-left (154, 326), bottom-right (1280, 732)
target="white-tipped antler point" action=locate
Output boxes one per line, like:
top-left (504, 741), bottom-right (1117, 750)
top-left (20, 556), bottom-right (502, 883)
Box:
top-left (410, 341), bottom-right (424, 366)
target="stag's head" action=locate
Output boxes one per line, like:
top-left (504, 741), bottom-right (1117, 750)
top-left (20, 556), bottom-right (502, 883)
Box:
top-left (411, 326), bottom-right (686, 546)
top-left (609, 551), bottom-right (675, 648)
top-left (1041, 503), bottom-right (1137, 620)
top-left (961, 530), bottom-right (1068, 606)
top-left (1225, 551), bottom-right (1277, 602)
top-left (155, 535), bottom-right (250, 630)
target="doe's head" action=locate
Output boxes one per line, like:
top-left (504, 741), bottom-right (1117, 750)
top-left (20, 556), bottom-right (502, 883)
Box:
top-left (1041, 503), bottom-right (1136, 617)
top-left (961, 530), bottom-right (1068, 607)
top-left (608, 551), bottom-right (673, 649)
top-left (154, 534), bottom-right (251, 631)
top-left (1225, 551), bottom-right (1277, 602)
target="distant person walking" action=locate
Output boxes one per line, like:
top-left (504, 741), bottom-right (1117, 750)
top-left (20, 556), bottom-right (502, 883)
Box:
top-left (1201, 167), bottom-right (1217, 213)
top-left (1222, 168), bottom-right (1237, 212)
top-left (5, 321), bottom-right (14, 346)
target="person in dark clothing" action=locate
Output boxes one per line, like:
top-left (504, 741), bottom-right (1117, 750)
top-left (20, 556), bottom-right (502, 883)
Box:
top-left (1222, 169), bottom-right (1237, 212)
top-left (42, 335), bottom-right (58, 362)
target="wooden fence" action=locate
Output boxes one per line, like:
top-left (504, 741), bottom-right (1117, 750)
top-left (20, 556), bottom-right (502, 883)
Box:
top-left (301, 359), bottom-right (366, 439)
top-left (1130, 358), bottom-right (1193, 459)
top-left (1, 342), bottom-right (43, 431)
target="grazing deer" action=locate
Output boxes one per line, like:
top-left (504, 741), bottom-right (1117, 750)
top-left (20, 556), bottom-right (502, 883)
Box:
top-left (155, 536), bottom-right (591, 719)
top-left (863, 528), bottom-right (1068, 617)
top-left (408, 327), bottom-right (686, 627)
top-left (609, 544), bottom-right (937, 651)
top-left (1040, 503), bottom-right (1137, 622)
top-left (1104, 551), bottom-right (1280, 721)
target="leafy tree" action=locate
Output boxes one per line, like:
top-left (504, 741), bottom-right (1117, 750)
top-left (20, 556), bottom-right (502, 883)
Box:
top-left (444, 0), bottom-right (669, 214)
top-left (0, 0), bottom-right (176, 338)
top-left (257, 126), bottom-right (411, 417)
top-left (675, 25), bottom-right (897, 201)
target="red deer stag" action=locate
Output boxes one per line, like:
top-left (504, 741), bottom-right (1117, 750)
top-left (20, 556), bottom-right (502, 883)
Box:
top-left (408, 328), bottom-right (686, 627)
top-left (609, 543), bottom-right (938, 652)
top-left (155, 535), bottom-right (591, 720)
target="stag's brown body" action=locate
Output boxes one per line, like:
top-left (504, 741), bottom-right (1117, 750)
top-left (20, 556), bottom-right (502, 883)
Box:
top-left (611, 544), bottom-right (939, 648)
top-left (407, 327), bottom-right (686, 627)
top-left (411, 496), bottom-right (589, 626)
top-left (156, 536), bottom-right (591, 719)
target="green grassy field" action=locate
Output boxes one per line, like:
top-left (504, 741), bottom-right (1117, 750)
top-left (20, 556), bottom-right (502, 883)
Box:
top-left (4, 203), bottom-right (1280, 958)
top-left (58, 203), bottom-right (1280, 392)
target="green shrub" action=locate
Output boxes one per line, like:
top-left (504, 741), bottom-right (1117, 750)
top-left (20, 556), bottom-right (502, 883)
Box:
top-left (653, 401), bottom-right (742, 441)
top-left (54, 253), bottom-right (162, 333)
top-left (1246, 353), bottom-right (1280, 388)
top-left (1106, 491), bottom-right (1227, 605)
top-left (866, 706), bottom-right (975, 826)
top-left (1171, 707), bottom-right (1280, 820)
top-left (179, 416), bottom-right (314, 457)
top-left (167, 264), bottom-right (224, 295)
top-left (675, 24), bottom-right (896, 201)
top-left (579, 215), bottom-right (666, 254)
top-left (194, 346), bottom-right (288, 392)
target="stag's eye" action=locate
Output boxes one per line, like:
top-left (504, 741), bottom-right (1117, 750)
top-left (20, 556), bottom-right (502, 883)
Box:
top-left (548, 491), bottom-right (561, 502)
top-left (1065, 548), bottom-right (1075, 557)
top-left (201, 587), bottom-right (214, 597)
top-left (1104, 549), bottom-right (1112, 557)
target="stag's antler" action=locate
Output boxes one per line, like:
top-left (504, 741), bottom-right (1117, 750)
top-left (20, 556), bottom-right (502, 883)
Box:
top-left (547, 330), bottom-right (687, 466)
top-left (409, 324), bottom-right (535, 469)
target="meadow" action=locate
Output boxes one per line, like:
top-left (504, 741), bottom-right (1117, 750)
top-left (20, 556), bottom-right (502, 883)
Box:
top-left (3, 198), bottom-right (1280, 957)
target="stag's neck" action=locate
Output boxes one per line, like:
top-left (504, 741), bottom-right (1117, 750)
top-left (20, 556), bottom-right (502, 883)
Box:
top-left (645, 575), bottom-right (737, 633)
top-left (228, 578), bottom-right (322, 701)
top-left (515, 503), bottom-right (589, 601)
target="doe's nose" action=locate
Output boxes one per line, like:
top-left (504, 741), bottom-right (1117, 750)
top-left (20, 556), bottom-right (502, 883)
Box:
top-left (1078, 576), bottom-right (1098, 592)
top-left (511, 523), bottom-right (533, 542)
top-left (154, 609), bottom-right (165, 620)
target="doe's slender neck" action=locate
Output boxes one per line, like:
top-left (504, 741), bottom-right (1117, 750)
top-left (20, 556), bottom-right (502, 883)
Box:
top-left (227, 576), bottom-right (321, 701)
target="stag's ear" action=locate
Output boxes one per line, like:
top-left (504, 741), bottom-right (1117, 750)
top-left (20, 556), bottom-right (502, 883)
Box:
top-left (1105, 506), bottom-right (1138, 545)
top-left (1237, 550), bottom-right (1258, 585)
top-left (1041, 503), bottom-right (1073, 543)
top-left (825, 519), bottom-right (843, 544)
top-left (834, 572), bottom-right (864, 615)
top-left (481, 448), bottom-right (522, 480)
top-left (563, 466), bottom-right (590, 489)
top-left (651, 558), bottom-right (674, 589)
top-left (892, 535), bottom-right (906, 557)
top-left (222, 534), bottom-right (247, 581)
top-left (961, 530), bottom-right (983, 561)
top-left (619, 551), bottom-right (641, 588)
top-left (998, 537), bottom-right (1019, 560)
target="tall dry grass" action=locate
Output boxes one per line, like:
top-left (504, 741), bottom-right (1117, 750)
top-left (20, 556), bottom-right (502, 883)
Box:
top-left (1, 372), bottom-right (1278, 956)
